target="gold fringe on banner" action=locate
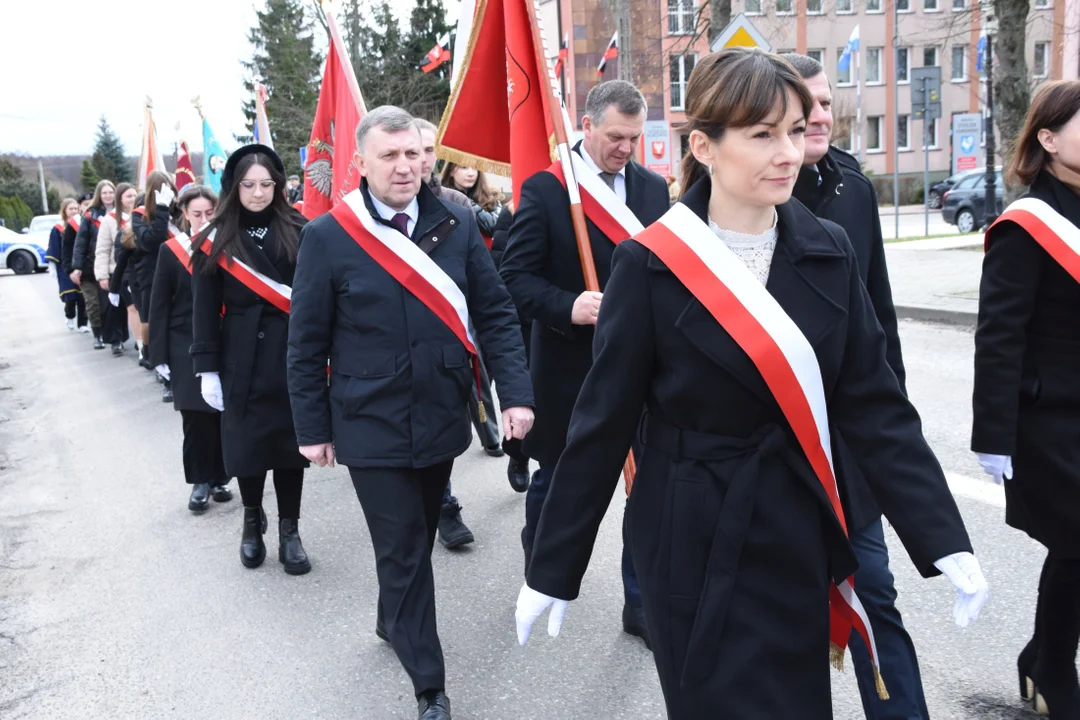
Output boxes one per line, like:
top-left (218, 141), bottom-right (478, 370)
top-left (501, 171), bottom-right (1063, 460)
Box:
top-left (435, 146), bottom-right (511, 177)
top-left (831, 642), bottom-right (889, 700)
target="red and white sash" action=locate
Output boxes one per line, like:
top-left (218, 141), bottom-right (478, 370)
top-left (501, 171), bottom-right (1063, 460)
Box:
top-left (547, 151), bottom-right (644, 244)
top-left (67, 216), bottom-right (81, 233)
top-left (633, 204), bottom-right (888, 698)
top-left (329, 189), bottom-right (486, 407)
top-left (164, 234), bottom-right (194, 275)
top-left (987, 197), bottom-right (1080, 282)
top-left (84, 212), bottom-right (101, 229)
top-left (199, 230), bottom-right (292, 314)
top-left (53, 222), bottom-right (64, 234)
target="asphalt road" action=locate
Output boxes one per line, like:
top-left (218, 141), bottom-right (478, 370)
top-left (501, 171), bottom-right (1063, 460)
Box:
top-left (0, 270), bottom-right (1055, 719)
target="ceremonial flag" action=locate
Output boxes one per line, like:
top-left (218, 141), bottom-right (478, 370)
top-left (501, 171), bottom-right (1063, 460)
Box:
top-left (838, 25), bottom-right (860, 73)
top-left (302, 5), bottom-right (367, 219)
top-left (596, 31), bottom-right (618, 78)
top-left (436, 0), bottom-right (557, 205)
top-left (553, 32), bottom-right (569, 81)
top-left (201, 117), bottom-right (226, 194)
top-left (175, 141), bottom-right (196, 191)
top-left (253, 82), bottom-right (274, 150)
top-left (421, 33), bottom-right (453, 73)
top-left (136, 99), bottom-right (166, 191)
top-left (976, 34), bottom-right (986, 73)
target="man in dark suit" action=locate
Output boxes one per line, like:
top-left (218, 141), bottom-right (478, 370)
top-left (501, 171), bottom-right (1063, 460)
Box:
top-left (287, 106), bottom-right (533, 720)
top-left (784, 53), bottom-right (924, 720)
top-left (500, 80), bottom-right (669, 648)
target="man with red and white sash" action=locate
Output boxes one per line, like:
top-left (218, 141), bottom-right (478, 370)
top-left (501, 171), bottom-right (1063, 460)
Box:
top-left (286, 106), bottom-right (533, 720)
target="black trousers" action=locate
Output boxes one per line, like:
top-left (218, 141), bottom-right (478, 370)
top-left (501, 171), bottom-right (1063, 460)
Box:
top-left (350, 462), bottom-right (453, 696)
top-left (180, 410), bottom-right (228, 486)
top-left (101, 288), bottom-right (130, 344)
top-left (64, 294), bottom-right (87, 326)
top-left (237, 469), bottom-right (304, 519)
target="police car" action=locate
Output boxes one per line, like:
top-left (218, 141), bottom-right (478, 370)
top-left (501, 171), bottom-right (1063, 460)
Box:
top-left (1, 215), bottom-right (55, 275)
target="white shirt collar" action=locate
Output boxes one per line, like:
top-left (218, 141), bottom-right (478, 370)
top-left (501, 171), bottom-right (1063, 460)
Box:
top-left (369, 192), bottom-right (419, 226)
top-left (578, 145), bottom-right (627, 178)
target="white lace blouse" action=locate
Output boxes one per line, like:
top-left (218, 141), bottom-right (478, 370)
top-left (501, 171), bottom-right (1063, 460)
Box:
top-left (707, 212), bottom-right (778, 286)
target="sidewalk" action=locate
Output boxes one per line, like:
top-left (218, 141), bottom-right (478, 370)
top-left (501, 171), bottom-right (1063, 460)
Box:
top-left (885, 234), bottom-right (983, 326)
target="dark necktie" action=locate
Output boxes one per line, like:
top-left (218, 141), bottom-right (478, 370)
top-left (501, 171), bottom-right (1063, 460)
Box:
top-left (600, 172), bottom-right (617, 191)
top-left (391, 212), bottom-right (410, 237)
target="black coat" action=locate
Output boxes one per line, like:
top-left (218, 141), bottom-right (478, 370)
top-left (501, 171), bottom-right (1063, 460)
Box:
top-left (527, 180), bottom-right (971, 717)
top-left (500, 146), bottom-right (669, 467)
top-left (133, 205), bottom-right (170, 294)
top-left (793, 146), bottom-right (905, 531)
top-left (70, 207), bottom-right (107, 278)
top-left (287, 183), bottom-right (533, 469)
top-left (190, 218), bottom-right (309, 477)
top-left (149, 240), bottom-right (217, 414)
top-left (972, 170), bottom-right (1080, 555)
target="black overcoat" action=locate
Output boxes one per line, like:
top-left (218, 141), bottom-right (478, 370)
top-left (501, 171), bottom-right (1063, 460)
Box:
top-left (70, 207), bottom-right (107, 278)
top-left (190, 219), bottom-right (309, 477)
top-left (527, 180), bottom-right (972, 719)
top-left (972, 170), bottom-right (1080, 555)
top-left (500, 145), bottom-right (669, 467)
top-left (133, 204), bottom-right (171, 296)
top-left (286, 183), bottom-right (533, 469)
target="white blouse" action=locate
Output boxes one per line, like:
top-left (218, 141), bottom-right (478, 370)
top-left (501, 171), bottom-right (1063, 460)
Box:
top-left (707, 212), bottom-right (779, 286)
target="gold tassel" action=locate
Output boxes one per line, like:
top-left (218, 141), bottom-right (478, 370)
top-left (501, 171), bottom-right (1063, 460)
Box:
top-left (478, 400), bottom-right (487, 424)
top-left (830, 642), bottom-right (845, 672)
top-left (874, 667), bottom-right (890, 701)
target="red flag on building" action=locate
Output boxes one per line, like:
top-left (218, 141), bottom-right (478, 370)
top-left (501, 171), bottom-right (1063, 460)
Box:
top-left (175, 141), bottom-right (196, 190)
top-left (302, 8), bottom-right (367, 219)
top-left (553, 33), bottom-right (569, 81)
top-left (436, 0), bottom-right (557, 205)
top-left (597, 30), bottom-right (618, 77)
top-left (420, 33), bottom-right (452, 73)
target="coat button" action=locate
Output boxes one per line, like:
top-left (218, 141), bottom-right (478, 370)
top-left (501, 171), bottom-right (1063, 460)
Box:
top-left (450, 219), bottom-right (455, 225)
top-left (411, 341), bottom-right (418, 348)
top-left (432, 236), bottom-right (438, 242)
top-left (257, 332), bottom-right (265, 339)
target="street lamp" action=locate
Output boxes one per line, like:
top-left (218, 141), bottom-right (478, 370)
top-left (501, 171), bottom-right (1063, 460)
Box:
top-left (982, 0), bottom-right (998, 227)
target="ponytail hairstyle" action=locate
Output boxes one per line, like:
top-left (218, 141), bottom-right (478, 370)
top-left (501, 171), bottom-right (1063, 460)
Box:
top-left (120, 226), bottom-right (136, 250)
top-left (678, 48), bottom-right (813, 198)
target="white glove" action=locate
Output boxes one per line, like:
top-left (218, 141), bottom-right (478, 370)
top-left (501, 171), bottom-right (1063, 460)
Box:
top-left (199, 372), bottom-right (225, 411)
top-left (515, 583), bottom-right (569, 645)
top-left (155, 184), bottom-right (175, 208)
top-left (155, 364), bottom-right (170, 381)
top-left (108, 293), bottom-right (120, 307)
top-left (933, 551), bottom-right (989, 627)
top-left (976, 453), bottom-right (1013, 484)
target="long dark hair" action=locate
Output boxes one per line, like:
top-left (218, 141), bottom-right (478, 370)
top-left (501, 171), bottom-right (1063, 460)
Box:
top-left (1008, 79), bottom-right (1080, 187)
top-left (441, 162), bottom-right (501, 211)
top-left (192, 151), bottom-right (302, 272)
top-left (145, 170), bottom-right (176, 222)
top-left (679, 48), bottom-right (813, 196)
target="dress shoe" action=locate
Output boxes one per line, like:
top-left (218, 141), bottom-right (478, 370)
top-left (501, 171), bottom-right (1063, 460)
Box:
top-left (375, 607), bottom-right (389, 643)
top-left (507, 456), bottom-right (530, 493)
top-left (111, 342), bottom-right (124, 356)
top-left (139, 345), bottom-right (152, 369)
top-left (484, 444), bottom-right (505, 458)
top-left (437, 502), bottom-right (474, 549)
top-left (1020, 638), bottom-right (1037, 700)
top-left (622, 602), bottom-right (651, 651)
top-left (187, 483), bottom-right (211, 513)
top-left (211, 484), bottom-right (233, 503)
top-left (240, 506), bottom-right (267, 569)
top-left (417, 691), bottom-right (451, 720)
top-left (162, 381), bottom-right (173, 403)
top-left (92, 334), bottom-right (105, 350)
top-left (278, 518), bottom-right (311, 575)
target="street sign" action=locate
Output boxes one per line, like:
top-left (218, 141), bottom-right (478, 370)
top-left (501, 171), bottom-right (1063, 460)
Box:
top-left (951, 112), bottom-right (984, 174)
top-left (643, 121), bottom-right (672, 178)
top-left (709, 13), bottom-right (772, 52)
top-left (911, 67), bottom-right (942, 120)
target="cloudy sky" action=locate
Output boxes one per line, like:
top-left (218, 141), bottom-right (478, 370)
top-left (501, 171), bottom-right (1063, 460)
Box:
top-left (1, 0), bottom-right (444, 158)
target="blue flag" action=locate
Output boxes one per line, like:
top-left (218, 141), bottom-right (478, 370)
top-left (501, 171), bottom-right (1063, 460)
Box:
top-left (838, 25), bottom-right (860, 74)
top-left (976, 35), bottom-right (986, 73)
top-left (202, 118), bottom-right (227, 194)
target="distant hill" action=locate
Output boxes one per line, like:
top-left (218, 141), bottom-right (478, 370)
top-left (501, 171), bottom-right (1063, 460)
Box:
top-left (2, 152), bottom-right (207, 192)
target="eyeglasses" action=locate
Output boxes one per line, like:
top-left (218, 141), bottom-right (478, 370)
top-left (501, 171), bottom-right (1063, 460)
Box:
top-left (239, 180), bottom-right (276, 191)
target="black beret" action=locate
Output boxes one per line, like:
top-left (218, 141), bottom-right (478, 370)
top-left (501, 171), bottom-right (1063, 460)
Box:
top-left (221, 143), bottom-right (286, 196)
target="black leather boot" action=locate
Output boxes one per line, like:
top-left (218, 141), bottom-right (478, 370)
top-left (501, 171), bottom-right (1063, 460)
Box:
top-left (240, 506), bottom-right (266, 569)
top-left (1031, 558), bottom-right (1080, 717)
top-left (188, 483), bottom-right (211, 512)
top-left (417, 691), bottom-right (451, 720)
top-left (507, 456), bottom-right (530, 493)
top-left (278, 519), bottom-right (311, 575)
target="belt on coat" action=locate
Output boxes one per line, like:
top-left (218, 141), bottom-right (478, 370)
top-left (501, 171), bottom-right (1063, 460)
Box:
top-left (224, 305), bottom-right (265, 417)
top-left (641, 414), bottom-right (851, 689)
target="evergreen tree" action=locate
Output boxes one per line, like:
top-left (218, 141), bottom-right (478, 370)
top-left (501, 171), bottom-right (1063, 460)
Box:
top-left (241, 0), bottom-right (323, 176)
top-left (80, 159), bottom-right (100, 192)
top-left (91, 116), bottom-right (131, 183)
top-left (402, 0), bottom-right (453, 121)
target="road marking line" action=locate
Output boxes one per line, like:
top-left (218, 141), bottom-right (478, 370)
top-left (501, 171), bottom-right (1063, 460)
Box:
top-left (945, 471), bottom-right (1005, 508)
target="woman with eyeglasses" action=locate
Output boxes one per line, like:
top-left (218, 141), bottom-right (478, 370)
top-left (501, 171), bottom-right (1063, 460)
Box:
top-left (190, 145), bottom-right (312, 574)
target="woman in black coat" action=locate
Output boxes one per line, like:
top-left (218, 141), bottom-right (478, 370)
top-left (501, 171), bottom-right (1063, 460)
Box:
top-left (515, 49), bottom-right (985, 719)
top-left (190, 145), bottom-right (311, 575)
top-left (973, 80), bottom-right (1080, 717)
top-left (149, 185), bottom-right (233, 514)
top-left (132, 171), bottom-right (178, 368)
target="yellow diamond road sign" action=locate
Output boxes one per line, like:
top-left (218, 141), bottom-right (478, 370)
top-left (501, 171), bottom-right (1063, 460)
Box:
top-left (710, 13), bottom-right (772, 52)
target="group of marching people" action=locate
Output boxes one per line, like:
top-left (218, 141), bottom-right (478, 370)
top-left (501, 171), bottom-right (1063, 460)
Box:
top-left (40, 46), bottom-right (1080, 720)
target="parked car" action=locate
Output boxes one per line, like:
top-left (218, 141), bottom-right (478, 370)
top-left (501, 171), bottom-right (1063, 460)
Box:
top-left (1, 224), bottom-right (49, 275)
top-left (927, 169), bottom-right (983, 209)
top-left (941, 169), bottom-right (1004, 233)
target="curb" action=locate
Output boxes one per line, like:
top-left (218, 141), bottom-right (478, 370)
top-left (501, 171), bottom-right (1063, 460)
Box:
top-left (895, 304), bottom-right (978, 327)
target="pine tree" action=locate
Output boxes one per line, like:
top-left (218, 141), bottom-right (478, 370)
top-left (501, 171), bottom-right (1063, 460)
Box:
top-left (91, 116), bottom-right (131, 183)
top-left (80, 159), bottom-right (100, 192)
top-left (240, 0), bottom-right (323, 176)
top-left (402, 0), bottom-right (453, 121)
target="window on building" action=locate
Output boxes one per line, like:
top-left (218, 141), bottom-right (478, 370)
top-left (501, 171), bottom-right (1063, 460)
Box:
top-left (952, 0), bottom-right (965, 9)
top-left (924, 46), bottom-right (938, 67)
top-left (670, 54), bottom-right (696, 110)
top-left (897, 115), bottom-right (911, 149)
top-left (866, 47), bottom-right (883, 84)
top-left (868, 116), bottom-right (884, 151)
top-left (807, 0), bottom-right (823, 12)
top-left (1034, 0), bottom-right (1051, 7)
top-left (897, 0), bottom-right (911, 10)
top-left (922, 116), bottom-right (939, 148)
top-left (866, 0), bottom-right (882, 11)
top-left (777, 0), bottom-right (794, 13)
top-left (924, 0), bottom-right (939, 9)
top-left (952, 45), bottom-right (968, 80)
top-left (668, 0), bottom-right (696, 35)
top-left (745, 0), bottom-right (762, 12)
top-left (897, 47), bottom-right (911, 83)
top-left (834, 117), bottom-right (855, 151)
top-left (836, 0), bottom-right (854, 11)
top-left (837, 47), bottom-right (854, 85)
top-left (1034, 42), bottom-right (1049, 77)
top-left (807, 48), bottom-right (825, 65)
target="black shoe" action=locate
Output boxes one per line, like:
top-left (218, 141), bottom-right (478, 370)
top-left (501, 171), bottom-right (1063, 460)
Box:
top-left (162, 380), bottom-right (173, 403)
top-left (375, 606), bottom-right (389, 643)
top-left (92, 333), bottom-right (105, 350)
top-left (240, 506), bottom-right (266, 569)
top-left (139, 345), bottom-right (151, 369)
top-left (187, 483), bottom-right (211, 513)
top-left (484, 444), bottom-right (505, 458)
top-left (438, 502), bottom-right (474, 549)
top-left (622, 602), bottom-right (651, 651)
top-left (211, 484), bottom-right (233, 503)
top-left (111, 342), bottom-right (123, 356)
top-left (1020, 638), bottom-right (1037, 700)
top-left (278, 519), bottom-right (311, 575)
top-left (507, 456), bottom-right (530, 493)
top-left (139, 356), bottom-right (152, 370)
top-left (417, 691), bottom-right (451, 720)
